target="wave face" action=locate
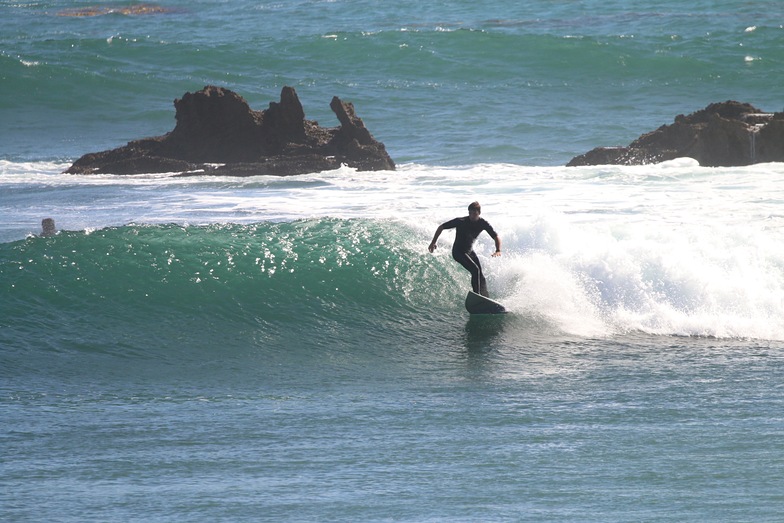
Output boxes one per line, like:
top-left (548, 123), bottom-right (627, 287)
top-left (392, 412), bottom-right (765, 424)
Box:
top-left (1, 220), bottom-right (488, 387)
top-left (5, 207), bottom-right (784, 387)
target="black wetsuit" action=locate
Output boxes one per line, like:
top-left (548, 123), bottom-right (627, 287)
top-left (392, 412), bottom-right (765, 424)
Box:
top-left (440, 216), bottom-right (498, 297)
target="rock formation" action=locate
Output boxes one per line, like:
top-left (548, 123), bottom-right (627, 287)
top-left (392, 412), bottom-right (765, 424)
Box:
top-left (567, 101), bottom-right (784, 167)
top-left (66, 86), bottom-right (395, 176)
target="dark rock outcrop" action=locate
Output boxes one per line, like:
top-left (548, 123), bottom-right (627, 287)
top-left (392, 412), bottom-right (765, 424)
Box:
top-left (66, 86), bottom-right (395, 176)
top-left (568, 101), bottom-right (784, 167)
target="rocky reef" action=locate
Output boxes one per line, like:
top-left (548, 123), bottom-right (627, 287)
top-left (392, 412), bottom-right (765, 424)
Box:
top-left (66, 86), bottom-right (395, 176)
top-left (568, 101), bottom-right (784, 167)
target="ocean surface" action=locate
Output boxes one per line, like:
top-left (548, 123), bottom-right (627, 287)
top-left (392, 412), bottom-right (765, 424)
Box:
top-left (3, 1), bottom-right (784, 521)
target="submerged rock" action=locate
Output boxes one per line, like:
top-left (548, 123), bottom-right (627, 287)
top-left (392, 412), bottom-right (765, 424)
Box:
top-left (567, 101), bottom-right (784, 167)
top-left (66, 86), bottom-right (395, 176)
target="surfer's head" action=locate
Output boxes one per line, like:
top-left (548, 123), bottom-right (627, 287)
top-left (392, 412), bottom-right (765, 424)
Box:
top-left (41, 217), bottom-right (56, 237)
top-left (468, 201), bottom-right (481, 221)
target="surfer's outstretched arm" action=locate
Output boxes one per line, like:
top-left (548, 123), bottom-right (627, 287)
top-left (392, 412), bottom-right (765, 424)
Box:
top-left (491, 234), bottom-right (502, 257)
top-left (428, 225), bottom-right (445, 253)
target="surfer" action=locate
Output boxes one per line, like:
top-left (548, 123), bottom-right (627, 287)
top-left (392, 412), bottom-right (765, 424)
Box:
top-left (41, 218), bottom-right (56, 237)
top-left (428, 201), bottom-right (501, 297)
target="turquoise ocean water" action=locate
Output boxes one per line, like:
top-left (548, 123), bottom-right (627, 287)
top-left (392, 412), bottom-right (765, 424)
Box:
top-left (3, 1), bottom-right (784, 521)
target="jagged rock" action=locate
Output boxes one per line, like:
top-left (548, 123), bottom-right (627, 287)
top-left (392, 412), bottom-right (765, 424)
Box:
top-left (567, 101), bottom-right (784, 167)
top-left (66, 86), bottom-right (395, 176)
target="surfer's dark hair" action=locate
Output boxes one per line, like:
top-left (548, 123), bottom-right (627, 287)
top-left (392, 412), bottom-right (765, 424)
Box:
top-left (468, 201), bottom-right (481, 213)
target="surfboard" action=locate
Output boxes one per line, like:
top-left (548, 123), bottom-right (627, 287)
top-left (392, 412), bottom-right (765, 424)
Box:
top-left (464, 291), bottom-right (507, 315)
